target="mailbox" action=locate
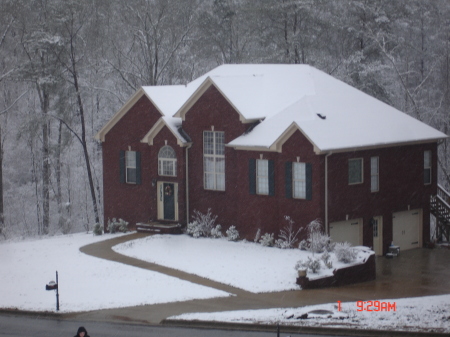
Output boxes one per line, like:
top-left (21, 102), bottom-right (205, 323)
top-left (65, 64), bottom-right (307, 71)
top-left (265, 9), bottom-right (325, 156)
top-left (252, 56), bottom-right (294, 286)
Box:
top-left (46, 281), bottom-right (58, 291)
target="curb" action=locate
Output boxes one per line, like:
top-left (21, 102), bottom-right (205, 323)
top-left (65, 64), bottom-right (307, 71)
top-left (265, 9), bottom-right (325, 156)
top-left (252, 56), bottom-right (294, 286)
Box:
top-left (162, 319), bottom-right (449, 337)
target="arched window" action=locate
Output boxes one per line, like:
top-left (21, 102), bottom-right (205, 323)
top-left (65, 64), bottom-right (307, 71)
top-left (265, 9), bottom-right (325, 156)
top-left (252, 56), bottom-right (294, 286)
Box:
top-left (158, 146), bottom-right (177, 176)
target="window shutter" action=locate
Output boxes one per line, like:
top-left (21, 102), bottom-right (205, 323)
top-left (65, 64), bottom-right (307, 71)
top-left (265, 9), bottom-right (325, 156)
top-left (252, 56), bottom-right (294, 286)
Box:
top-left (268, 160), bottom-right (275, 196)
top-left (249, 158), bottom-right (256, 195)
top-left (306, 163), bottom-right (312, 200)
top-left (285, 162), bottom-right (292, 199)
top-left (119, 150), bottom-right (125, 183)
top-left (136, 151), bottom-right (141, 185)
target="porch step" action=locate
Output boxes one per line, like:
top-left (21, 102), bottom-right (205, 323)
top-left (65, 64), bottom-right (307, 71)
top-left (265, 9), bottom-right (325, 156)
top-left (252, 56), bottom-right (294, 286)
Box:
top-left (136, 222), bottom-right (183, 235)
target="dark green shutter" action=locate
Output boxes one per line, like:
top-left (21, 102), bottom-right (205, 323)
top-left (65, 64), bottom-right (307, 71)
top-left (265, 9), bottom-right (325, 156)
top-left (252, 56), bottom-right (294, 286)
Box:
top-left (136, 151), bottom-right (141, 185)
top-left (285, 162), bottom-right (292, 198)
top-left (249, 158), bottom-right (256, 194)
top-left (119, 150), bottom-right (125, 183)
top-left (306, 163), bottom-right (312, 200)
top-left (268, 160), bottom-right (275, 196)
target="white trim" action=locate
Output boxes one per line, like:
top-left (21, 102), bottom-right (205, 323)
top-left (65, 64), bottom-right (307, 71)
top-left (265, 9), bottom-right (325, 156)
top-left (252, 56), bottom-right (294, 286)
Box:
top-left (140, 118), bottom-right (188, 147)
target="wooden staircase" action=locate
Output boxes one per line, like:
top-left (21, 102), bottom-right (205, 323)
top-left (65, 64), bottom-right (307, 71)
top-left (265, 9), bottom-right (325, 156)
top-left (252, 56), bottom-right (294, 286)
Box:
top-left (430, 184), bottom-right (450, 242)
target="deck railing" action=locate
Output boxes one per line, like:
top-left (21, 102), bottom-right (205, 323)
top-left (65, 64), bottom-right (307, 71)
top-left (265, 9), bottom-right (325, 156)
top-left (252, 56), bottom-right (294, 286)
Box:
top-left (431, 185), bottom-right (450, 241)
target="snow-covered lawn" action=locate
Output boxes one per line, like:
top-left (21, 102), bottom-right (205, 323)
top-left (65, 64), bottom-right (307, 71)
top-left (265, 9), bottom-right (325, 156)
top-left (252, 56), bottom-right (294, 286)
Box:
top-left (113, 234), bottom-right (373, 293)
top-left (0, 232), bottom-right (230, 312)
top-left (170, 295), bottom-right (450, 334)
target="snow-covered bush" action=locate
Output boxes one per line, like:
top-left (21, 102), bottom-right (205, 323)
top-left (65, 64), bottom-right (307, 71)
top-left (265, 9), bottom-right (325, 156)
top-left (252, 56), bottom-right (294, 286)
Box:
top-left (107, 218), bottom-right (128, 233)
top-left (307, 219), bottom-right (332, 254)
top-left (259, 233), bottom-right (274, 247)
top-left (93, 223), bottom-right (103, 236)
top-left (186, 221), bottom-right (203, 238)
top-left (298, 239), bottom-right (308, 250)
top-left (254, 228), bottom-right (261, 243)
top-left (276, 216), bottom-right (303, 249)
top-left (334, 242), bottom-right (357, 263)
top-left (186, 208), bottom-right (218, 238)
top-left (226, 226), bottom-right (239, 241)
top-left (321, 251), bottom-right (333, 269)
top-left (210, 224), bottom-right (223, 238)
top-left (295, 256), bottom-right (321, 273)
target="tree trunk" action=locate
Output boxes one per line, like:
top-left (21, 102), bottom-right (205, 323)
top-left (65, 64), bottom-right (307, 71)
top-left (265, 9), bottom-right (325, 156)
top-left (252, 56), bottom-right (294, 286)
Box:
top-left (0, 127), bottom-right (4, 232)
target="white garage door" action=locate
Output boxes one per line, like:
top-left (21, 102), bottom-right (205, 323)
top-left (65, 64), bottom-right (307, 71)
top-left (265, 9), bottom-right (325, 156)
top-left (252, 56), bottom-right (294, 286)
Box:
top-left (392, 209), bottom-right (422, 251)
top-left (329, 218), bottom-right (362, 246)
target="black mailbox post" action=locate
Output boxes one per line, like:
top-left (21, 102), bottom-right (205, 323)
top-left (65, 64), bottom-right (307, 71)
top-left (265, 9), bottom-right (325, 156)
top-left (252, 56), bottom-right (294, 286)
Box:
top-left (45, 271), bottom-right (59, 311)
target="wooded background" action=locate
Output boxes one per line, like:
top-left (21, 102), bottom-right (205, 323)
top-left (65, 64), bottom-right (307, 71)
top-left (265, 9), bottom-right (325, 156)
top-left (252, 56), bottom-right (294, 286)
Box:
top-left (0, 0), bottom-right (449, 238)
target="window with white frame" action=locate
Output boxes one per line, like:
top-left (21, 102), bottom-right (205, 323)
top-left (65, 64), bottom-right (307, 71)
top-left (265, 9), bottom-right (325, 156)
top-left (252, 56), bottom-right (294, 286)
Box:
top-left (424, 150), bottom-right (432, 185)
top-left (293, 162), bottom-right (306, 199)
top-left (257, 159), bottom-right (269, 195)
top-left (158, 145), bottom-right (177, 176)
top-left (348, 158), bottom-right (363, 185)
top-left (126, 151), bottom-right (137, 184)
top-left (203, 131), bottom-right (225, 190)
top-left (370, 157), bottom-right (379, 192)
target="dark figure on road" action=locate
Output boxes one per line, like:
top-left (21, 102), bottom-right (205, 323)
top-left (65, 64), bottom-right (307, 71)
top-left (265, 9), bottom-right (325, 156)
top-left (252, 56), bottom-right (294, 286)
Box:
top-left (74, 326), bottom-right (90, 337)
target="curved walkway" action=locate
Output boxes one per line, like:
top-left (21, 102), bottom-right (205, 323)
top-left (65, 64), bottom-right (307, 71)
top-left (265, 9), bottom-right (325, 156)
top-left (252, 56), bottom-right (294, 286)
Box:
top-left (72, 233), bottom-right (450, 327)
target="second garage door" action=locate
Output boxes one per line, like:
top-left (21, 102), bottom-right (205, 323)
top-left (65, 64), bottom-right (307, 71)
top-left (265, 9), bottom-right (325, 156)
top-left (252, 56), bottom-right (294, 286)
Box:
top-left (392, 209), bottom-right (422, 251)
top-left (329, 218), bottom-right (363, 246)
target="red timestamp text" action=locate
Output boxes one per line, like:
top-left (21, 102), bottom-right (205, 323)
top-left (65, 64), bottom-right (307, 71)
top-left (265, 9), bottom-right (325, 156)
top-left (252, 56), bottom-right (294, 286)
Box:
top-left (337, 301), bottom-right (397, 312)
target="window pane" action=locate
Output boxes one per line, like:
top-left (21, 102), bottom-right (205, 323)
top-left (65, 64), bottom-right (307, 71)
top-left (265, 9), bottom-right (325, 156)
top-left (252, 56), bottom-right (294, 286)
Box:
top-left (371, 157), bottom-right (378, 174)
top-left (371, 175), bottom-right (378, 191)
top-left (204, 173), bottom-right (215, 189)
top-left (215, 132), bottom-right (225, 155)
top-left (257, 160), bottom-right (269, 194)
top-left (127, 168), bottom-right (136, 183)
top-left (216, 174), bottom-right (225, 191)
top-left (216, 158), bottom-right (225, 173)
top-left (126, 151), bottom-right (136, 167)
top-left (293, 162), bottom-right (306, 199)
top-left (204, 131), bottom-right (214, 155)
top-left (293, 180), bottom-right (306, 198)
top-left (424, 168), bottom-right (431, 184)
top-left (349, 159), bottom-right (362, 184)
top-left (424, 151), bottom-right (431, 168)
top-left (204, 157), bottom-right (214, 172)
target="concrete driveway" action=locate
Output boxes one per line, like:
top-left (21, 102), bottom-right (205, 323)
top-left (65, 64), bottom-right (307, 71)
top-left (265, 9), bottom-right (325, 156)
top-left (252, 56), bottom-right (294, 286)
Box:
top-left (70, 233), bottom-right (450, 326)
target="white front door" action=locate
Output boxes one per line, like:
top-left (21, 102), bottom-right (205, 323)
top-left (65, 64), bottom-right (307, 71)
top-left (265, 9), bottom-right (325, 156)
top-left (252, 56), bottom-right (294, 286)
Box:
top-left (372, 216), bottom-right (383, 256)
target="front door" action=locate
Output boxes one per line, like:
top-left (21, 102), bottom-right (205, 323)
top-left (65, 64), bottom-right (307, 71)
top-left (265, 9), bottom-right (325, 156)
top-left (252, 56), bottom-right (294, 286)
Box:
top-left (163, 183), bottom-right (175, 220)
top-left (157, 182), bottom-right (178, 221)
top-left (372, 216), bottom-right (383, 256)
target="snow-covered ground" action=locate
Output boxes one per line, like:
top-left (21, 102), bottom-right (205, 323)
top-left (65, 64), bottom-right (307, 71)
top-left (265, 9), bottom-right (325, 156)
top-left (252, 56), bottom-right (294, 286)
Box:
top-left (1, 232), bottom-right (449, 333)
top-left (0, 232), bottom-right (230, 312)
top-left (113, 234), bottom-right (373, 292)
top-left (171, 295), bottom-right (450, 334)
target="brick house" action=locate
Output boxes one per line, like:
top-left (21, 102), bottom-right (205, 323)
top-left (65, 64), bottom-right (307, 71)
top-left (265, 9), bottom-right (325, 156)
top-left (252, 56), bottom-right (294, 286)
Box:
top-left (95, 64), bottom-right (447, 255)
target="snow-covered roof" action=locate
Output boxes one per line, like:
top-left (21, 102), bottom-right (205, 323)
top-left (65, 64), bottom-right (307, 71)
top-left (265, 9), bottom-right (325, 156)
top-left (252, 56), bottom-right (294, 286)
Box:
top-left (98, 64), bottom-right (447, 151)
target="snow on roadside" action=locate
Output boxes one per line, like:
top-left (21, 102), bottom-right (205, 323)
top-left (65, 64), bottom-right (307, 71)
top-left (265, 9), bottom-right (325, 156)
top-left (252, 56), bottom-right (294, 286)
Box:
top-left (170, 295), bottom-right (450, 333)
top-left (113, 234), bottom-right (372, 292)
top-left (0, 232), bottom-right (230, 313)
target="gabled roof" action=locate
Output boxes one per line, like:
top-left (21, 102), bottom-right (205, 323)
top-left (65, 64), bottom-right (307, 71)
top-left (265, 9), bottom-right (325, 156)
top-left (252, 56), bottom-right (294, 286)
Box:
top-left (97, 64), bottom-right (448, 152)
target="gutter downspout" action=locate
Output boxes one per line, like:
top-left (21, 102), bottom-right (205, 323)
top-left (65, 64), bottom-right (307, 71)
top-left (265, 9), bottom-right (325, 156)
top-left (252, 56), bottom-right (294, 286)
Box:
top-left (185, 143), bottom-right (192, 225)
top-left (325, 152), bottom-right (333, 235)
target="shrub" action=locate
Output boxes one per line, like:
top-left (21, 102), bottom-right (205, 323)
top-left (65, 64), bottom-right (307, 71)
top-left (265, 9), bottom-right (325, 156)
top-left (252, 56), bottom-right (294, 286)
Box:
top-left (321, 251), bottom-right (333, 269)
top-left (210, 224), bottom-right (223, 238)
top-left (298, 239), bottom-right (308, 250)
top-left (93, 223), bottom-right (103, 236)
top-left (107, 218), bottom-right (128, 233)
top-left (254, 228), bottom-right (261, 243)
top-left (186, 208), bottom-right (218, 238)
top-left (295, 256), bottom-right (321, 273)
top-left (259, 233), bottom-right (274, 247)
top-left (307, 219), bottom-right (333, 254)
top-left (334, 242), bottom-right (357, 263)
top-left (186, 221), bottom-right (203, 238)
top-left (226, 226), bottom-right (239, 241)
top-left (276, 216), bottom-right (303, 249)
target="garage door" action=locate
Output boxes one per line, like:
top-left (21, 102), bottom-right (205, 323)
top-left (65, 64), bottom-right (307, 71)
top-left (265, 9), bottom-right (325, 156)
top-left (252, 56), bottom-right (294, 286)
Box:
top-left (392, 209), bottom-right (422, 251)
top-left (329, 218), bottom-right (362, 246)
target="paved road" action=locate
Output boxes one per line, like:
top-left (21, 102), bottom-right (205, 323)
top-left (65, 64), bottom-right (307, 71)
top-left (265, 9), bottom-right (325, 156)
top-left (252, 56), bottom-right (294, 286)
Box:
top-left (0, 314), bottom-right (342, 337)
